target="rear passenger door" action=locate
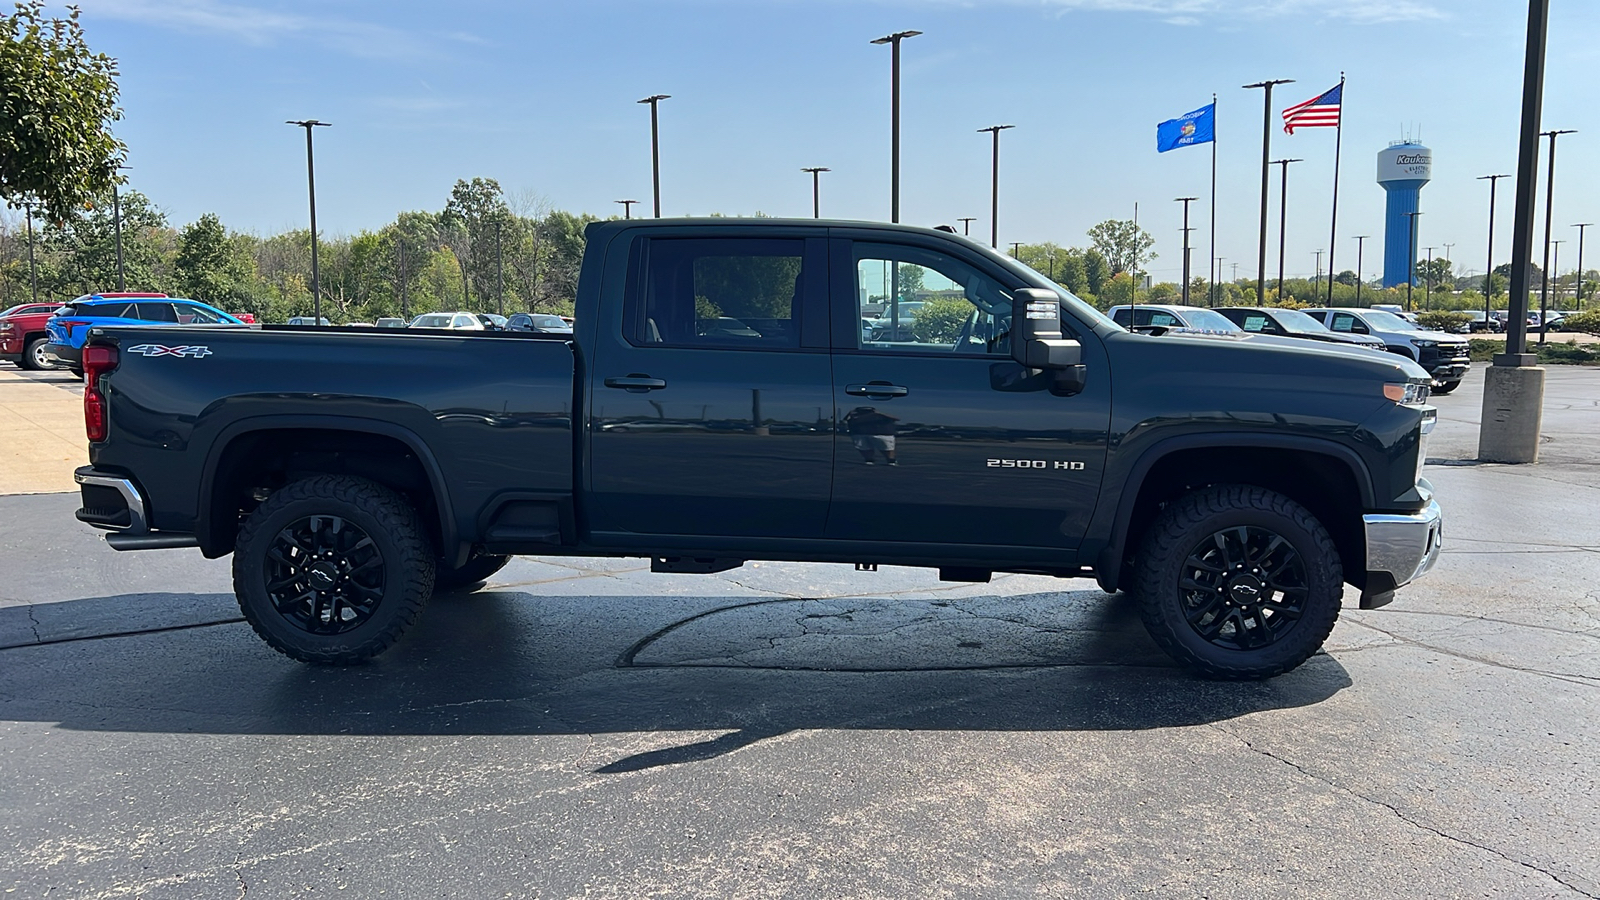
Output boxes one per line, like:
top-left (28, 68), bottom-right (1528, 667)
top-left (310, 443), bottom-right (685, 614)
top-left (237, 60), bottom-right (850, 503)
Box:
top-left (586, 231), bottom-right (835, 542)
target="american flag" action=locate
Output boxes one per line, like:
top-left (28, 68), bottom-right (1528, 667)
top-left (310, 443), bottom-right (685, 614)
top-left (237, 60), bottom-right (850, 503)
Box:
top-left (1282, 82), bottom-right (1342, 134)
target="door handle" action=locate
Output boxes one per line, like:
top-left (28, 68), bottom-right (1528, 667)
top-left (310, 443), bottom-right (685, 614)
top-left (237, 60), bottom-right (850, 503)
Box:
top-left (845, 382), bottom-right (909, 398)
top-left (604, 375), bottom-right (667, 392)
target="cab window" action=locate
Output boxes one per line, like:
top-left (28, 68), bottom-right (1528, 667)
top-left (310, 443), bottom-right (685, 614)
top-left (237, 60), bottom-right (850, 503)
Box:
top-left (176, 304), bottom-right (225, 324)
top-left (628, 237), bottom-right (805, 349)
top-left (852, 243), bottom-right (1011, 355)
top-left (134, 302), bottom-right (178, 323)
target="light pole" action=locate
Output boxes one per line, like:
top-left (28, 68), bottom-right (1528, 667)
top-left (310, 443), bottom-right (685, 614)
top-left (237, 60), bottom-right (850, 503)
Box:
top-left (1576, 223), bottom-right (1593, 309)
top-left (871, 30), bottom-right (921, 223)
top-left (1009, 241), bottom-right (1022, 259)
top-left (1313, 250), bottom-right (1323, 296)
top-left (1405, 210), bottom-right (1423, 310)
top-left (957, 217), bottom-right (975, 237)
top-left (1537, 129), bottom-right (1575, 345)
top-left (1272, 158), bottom-right (1302, 304)
top-left (977, 124), bottom-right (1014, 248)
top-left (1424, 246), bottom-right (1436, 309)
top-left (1353, 235), bottom-right (1369, 307)
top-left (615, 199), bottom-right (638, 219)
top-left (801, 167), bottom-right (830, 218)
top-left (287, 119), bottom-right (331, 325)
top-left (1478, 174), bottom-right (1509, 322)
top-left (1244, 78), bottom-right (1295, 304)
top-left (110, 164), bottom-right (131, 291)
top-left (638, 95), bottom-right (670, 217)
top-left (496, 218), bottom-right (505, 317)
top-left (1176, 196), bottom-right (1197, 304)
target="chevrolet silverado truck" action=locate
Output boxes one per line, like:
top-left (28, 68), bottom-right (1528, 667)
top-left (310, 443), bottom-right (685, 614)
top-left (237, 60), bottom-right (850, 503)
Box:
top-left (71, 219), bottom-right (1443, 679)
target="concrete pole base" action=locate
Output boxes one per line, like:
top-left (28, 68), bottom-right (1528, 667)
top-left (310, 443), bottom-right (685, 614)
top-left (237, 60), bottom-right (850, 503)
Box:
top-left (1477, 363), bottom-right (1546, 463)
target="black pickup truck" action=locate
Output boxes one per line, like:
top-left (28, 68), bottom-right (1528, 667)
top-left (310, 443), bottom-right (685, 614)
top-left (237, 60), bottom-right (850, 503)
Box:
top-left (72, 219), bottom-right (1443, 679)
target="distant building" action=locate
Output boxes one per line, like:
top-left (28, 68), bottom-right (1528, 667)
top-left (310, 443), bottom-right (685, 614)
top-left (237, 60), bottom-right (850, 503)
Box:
top-left (1377, 142), bottom-right (1432, 288)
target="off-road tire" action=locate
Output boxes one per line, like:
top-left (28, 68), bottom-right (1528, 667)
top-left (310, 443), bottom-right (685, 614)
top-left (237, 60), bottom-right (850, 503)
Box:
top-left (1131, 485), bottom-right (1343, 680)
top-left (233, 475), bottom-right (435, 664)
top-left (21, 337), bottom-right (50, 371)
top-left (1432, 380), bottom-right (1460, 395)
top-left (434, 554), bottom-right (510, 594)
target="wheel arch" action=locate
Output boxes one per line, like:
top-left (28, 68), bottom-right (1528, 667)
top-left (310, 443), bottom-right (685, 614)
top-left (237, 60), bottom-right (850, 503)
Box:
top-left (198, 416), bottom-right (458, 562)
top-left (1095, 434), bottom-right (1374, 594)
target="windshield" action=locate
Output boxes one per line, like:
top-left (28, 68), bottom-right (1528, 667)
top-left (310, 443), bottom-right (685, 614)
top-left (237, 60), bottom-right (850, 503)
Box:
top-left (1271, 308), bottom-right (1331, 334)
top-left (1176, 308), bottom-right (1242, 332)
top-left (996, 252), bottom-right (1123, 331)
top-left (1362, 310), bottom-right (1422, 332)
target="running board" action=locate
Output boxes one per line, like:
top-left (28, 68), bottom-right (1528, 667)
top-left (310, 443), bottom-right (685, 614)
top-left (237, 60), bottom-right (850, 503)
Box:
top-left (651, 557), bottom-right (744, 575)
top-left (106, 533), bottom-right (200, 551)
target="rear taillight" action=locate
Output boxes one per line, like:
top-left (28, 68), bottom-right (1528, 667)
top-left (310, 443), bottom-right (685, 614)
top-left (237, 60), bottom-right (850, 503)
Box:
top-left (83, 344), bottom-right (118, 442)
top-left (58, 319), bottom-right (89, 332)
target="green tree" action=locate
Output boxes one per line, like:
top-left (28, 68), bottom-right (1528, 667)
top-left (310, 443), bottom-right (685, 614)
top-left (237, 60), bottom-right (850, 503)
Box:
top-left (910, 297), bottom-right (972, 344)
top-left (1083, 248), bottom-right (1110, 294)
top-left (1086, 219), bottom-right (1156, 275)
top-left (39, 187), bottom-right (168, 296)
top-left (442, 177), bottom-right (514, 311)
top-left (174, 213), bottom-right (253, 307)
top-left (1, 3), bottom-right (126, 223)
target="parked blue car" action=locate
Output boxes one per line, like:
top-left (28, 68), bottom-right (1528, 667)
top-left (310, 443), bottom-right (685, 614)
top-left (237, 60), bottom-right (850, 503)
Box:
top-left (46, 293), bottom-right (244, 373)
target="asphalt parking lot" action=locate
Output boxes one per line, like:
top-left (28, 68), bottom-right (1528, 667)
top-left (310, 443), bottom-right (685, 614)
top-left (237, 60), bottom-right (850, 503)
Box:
top-left (1, 363), bottom-right (1597, 898)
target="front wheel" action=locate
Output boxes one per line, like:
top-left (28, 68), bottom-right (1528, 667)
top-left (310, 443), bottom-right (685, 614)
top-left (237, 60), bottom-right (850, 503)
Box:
top-left (1432, 380), bottom-right (1460, 395)
top-left (1131, 485), bottom-right (1343, 680)
top-left (233, 475), bottom-right (435, 664)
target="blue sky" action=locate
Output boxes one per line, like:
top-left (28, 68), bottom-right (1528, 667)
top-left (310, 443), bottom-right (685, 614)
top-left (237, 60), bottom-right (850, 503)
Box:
top-left (62, 0), bottom-right (1600, 283)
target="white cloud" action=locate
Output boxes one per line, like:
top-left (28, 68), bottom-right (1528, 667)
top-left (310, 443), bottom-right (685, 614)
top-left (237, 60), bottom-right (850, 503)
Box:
top-left (76, 0), bottom-right (432, 59)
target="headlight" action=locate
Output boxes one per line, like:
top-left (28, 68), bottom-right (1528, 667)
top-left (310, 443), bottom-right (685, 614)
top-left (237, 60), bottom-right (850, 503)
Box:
top-left (0, 322), bottom-right (12, 331)
top-left (1383, 382), bottom-right (1431, 405)
top-left (1413, 339), bottom-right (1437, 348)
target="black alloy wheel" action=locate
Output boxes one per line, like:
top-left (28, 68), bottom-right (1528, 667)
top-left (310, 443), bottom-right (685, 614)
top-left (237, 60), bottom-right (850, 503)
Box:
top-left (1132, 485), bottom-right (1343, 680)
top-left (234, 475), bottom-right (434, 664)
top-left (1177, 525), bottom-right (1307, 652)
top-left (265, 515), bottom-right (386, 634)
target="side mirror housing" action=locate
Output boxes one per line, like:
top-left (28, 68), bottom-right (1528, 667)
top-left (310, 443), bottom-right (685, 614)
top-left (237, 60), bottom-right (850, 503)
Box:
top-left (1011, 289), bottom-right (1082, 369)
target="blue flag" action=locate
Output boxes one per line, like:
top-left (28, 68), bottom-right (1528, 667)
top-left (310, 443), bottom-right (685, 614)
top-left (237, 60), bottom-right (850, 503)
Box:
top-left (1156, 103), bottom-right (1216, 153)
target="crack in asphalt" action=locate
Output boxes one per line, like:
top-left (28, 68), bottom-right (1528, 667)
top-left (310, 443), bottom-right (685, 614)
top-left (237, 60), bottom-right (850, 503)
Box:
top-left (1208, 723), bottom-right (1599, 899)
top-left (25, 604), bottom-right (42, 644)
top-left (1339, 617), bottom-right (1600, 689)
top-left (0, 616), bottom-right (245, 652)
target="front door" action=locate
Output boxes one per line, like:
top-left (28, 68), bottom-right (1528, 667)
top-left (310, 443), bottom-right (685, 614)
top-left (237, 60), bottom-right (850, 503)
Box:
top-left (826, 237), bottom-right (1112, 552)
top-left (587, 233), bottom-right (834, 542)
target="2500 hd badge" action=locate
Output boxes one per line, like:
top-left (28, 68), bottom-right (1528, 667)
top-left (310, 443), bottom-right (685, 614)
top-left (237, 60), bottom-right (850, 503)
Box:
top-left (987, 458), bottom-right (1086, 470)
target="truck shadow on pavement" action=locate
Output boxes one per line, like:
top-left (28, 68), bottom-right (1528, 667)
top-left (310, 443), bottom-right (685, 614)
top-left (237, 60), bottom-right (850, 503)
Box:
top-left (0, 587), bottom-right (1351, 773)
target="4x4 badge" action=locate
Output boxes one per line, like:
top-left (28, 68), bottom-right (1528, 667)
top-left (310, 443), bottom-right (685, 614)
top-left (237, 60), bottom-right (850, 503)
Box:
top-left (127, 344), bottom-right (212, 359)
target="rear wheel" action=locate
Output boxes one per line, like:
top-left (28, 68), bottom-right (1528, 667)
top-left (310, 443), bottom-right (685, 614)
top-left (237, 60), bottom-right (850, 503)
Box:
top-left (233, 475), bottom-right (435, 664)
top-left (434, 554), bottom-right (510, 594)
top-left (1432, 380), bottom-right (1460, 395)
top-left (21, 337), bottom-right (50, 371)
top-left (1131, 485), bottom-right (1343, 680)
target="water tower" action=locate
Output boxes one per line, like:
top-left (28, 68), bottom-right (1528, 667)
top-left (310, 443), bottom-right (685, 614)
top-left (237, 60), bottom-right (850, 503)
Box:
top-left (1377, 141), bottom-right (1432, 287)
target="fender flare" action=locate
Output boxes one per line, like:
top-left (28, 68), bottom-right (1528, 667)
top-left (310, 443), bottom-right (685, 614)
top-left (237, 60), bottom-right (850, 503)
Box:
top-left (196, 414), bottom-right (458, 560)
top-left (1090, 432), bottom-right (1376, 593)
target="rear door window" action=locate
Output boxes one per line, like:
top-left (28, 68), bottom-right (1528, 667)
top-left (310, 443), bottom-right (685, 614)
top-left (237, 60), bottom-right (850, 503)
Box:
top-left (73, 303), bottom-right (134, 319)
top-left (1329, 313), bottom-right (1365, 334)
top-left (175, 304), bottom-right (225, 324)
top-left (135, 302), bottom-right (179, 323)
top-left (628, 237), bottom-right (806, 349)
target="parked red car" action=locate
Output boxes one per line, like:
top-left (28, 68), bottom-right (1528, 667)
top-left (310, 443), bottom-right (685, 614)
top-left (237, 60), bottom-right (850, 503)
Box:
top-left (0, 301), bottom-right (67, 370)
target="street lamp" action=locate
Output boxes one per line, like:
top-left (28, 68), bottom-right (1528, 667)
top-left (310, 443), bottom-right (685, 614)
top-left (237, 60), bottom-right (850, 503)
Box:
top-left (1478, 174), bottom-right (1509, 323)
top-left (977, 124), bottom-right (1014, 248)
top-left (1353, 235), bottom-right (1370, 307)
top-left (1575, 223), bottom-right (1593, 309)
top-left (637, 95), bottom-right (670, 217)
top-left (1537, 128), bottom-right (1575, 345)
top-left (24, 203), bottom-right (38, 305)
top-left (871, 30), bottom-right (921, 223)
top-left (1424, 246), bottom-right (1436, 310)
top-left (1176, 196), bottom-right (1197, 304)
top-left (1009, 241), bottom-right (1022, 259)
top-left (1405, 210), bottom-right (1423, 310)
top-left (287, 119), bottom-right (331, 325)
top-left (1271, 159), bottom-right (1302, 303)
top-left (615, 199), bottom-right (638, 219)
top-left (1244, 78), bottom-right (1295, 304)
top-left (110, 163), bottom-right (131, 291)
top-left (1313, 250), bottom-right (1323, 296)
top-left (957, 217), bottom-right (975, 237)
top-left (1549, 239), bottom-right (1564, 316)
top-left (801, 167), bottom-right (830, 218)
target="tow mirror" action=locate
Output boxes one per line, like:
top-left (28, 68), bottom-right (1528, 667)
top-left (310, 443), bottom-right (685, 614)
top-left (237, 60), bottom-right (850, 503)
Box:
top-left (1010, 288), bottom-right (1087, 395)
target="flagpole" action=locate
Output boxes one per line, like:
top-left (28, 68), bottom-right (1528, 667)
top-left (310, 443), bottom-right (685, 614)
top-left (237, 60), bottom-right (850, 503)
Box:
top-left (1209, 93), bottom-right (1218, 307)
top-left (1325, 73), bottom-right (1346, 305)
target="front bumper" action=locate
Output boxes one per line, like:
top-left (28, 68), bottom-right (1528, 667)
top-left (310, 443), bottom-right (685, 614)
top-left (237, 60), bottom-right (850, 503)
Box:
top-left (1360, 487), bottom-right (1443, 609)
